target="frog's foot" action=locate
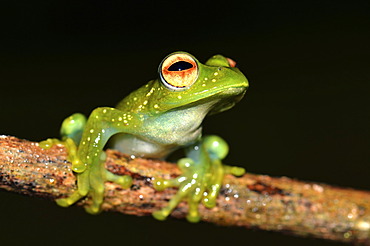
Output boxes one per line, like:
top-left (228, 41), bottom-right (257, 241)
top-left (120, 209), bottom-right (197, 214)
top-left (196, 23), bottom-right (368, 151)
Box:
top-left (40, 137), bottom-right (89, 206)
top-left (56, 167), bottom-right (90, 207)
top-left (40, 137), bottom-right (86, 173)
top-left (153, 135), bottom-right (245, 223)
top-left (57, 152), bottom-right (133, 214)
top-left (84, 163), bottom-right (133, 214)
top-left (56, 162), bottom-right (105, 214)
top-left (153, 158), bottom-right (205, 223)
top-left (39, 138), bottom-right (65, 150)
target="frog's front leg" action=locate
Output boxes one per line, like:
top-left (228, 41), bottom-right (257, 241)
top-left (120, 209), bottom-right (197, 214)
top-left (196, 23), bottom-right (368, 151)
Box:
top-left (153, 135), bottom-right (245, 222)
top-left (54, 107), bottom-right (139, 213)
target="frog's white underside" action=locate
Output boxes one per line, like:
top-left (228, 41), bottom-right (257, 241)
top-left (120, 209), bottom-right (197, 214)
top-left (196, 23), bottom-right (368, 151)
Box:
top-left (110, 102), bottom-right (213, 158)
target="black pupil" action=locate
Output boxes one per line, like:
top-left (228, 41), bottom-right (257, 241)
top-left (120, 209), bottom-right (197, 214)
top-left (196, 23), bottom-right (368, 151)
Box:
top-left (168, 61), bottom-right (193, 71)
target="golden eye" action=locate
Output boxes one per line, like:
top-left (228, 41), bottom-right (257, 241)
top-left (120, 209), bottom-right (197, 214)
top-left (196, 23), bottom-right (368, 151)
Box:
top-left (159, 53), bottom-right (198, 91)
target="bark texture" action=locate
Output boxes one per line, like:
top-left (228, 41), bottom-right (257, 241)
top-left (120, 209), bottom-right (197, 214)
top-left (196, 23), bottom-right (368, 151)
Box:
top-left (0, 135), bottom-right (369, 245)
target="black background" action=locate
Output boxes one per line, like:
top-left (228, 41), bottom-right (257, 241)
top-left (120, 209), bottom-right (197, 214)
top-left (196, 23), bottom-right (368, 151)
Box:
top-left (0, 1), bottom-right (369, 245)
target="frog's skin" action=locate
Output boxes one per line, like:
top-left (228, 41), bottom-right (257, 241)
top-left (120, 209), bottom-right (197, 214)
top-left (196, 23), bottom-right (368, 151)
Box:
top-left (40, 51), bottom-right (248, 222)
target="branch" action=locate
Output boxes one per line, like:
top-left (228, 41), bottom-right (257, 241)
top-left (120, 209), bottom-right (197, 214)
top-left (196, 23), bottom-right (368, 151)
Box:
top-left (0, 136), bottom-right (369, 245)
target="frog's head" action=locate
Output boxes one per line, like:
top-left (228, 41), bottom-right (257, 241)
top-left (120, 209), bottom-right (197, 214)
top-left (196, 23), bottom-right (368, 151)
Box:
top-left (149, 51), bottom-right (248, 115)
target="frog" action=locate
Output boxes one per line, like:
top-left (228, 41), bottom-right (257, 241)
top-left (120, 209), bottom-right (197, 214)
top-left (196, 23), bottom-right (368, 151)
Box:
top-left (40, 51), bottom-right (249, 222)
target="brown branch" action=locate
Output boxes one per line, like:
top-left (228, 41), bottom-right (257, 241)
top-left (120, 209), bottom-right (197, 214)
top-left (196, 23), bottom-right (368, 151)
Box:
top-left (0, 135), bottom-right (369, 245)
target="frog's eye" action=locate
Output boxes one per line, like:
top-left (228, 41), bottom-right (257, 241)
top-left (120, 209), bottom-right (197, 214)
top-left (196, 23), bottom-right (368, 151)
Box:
top-left (159, 53), bottom-right (198, 91)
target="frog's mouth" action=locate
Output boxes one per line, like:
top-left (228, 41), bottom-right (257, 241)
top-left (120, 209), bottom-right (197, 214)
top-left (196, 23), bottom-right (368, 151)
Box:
top-left (207, 87), bottom-right (247, 115)
top-left (163, 82), bottom-right (248, 114)
top-left (174, 85), bottom-right (246, 115)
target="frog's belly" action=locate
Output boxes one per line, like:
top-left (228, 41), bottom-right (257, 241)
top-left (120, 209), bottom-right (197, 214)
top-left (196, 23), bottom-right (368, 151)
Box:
top-left (109, 102), bottom-right (209, 158)
top-left (109, 134), bottom-right (178, 158)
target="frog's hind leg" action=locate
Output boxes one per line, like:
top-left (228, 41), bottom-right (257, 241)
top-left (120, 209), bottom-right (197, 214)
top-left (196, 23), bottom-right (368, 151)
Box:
top-left (40, 113), bottom-right (88, 174)
top-left (39, 113), bottom-right (86, 151)
top-left (60, 113), bottom-right (87, 144)
top-left (40, 113), bottom-right (90, 206)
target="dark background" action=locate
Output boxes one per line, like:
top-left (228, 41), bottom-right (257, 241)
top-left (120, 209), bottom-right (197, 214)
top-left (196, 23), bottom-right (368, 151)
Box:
top-left (0, 1), bottom-right (369, 245)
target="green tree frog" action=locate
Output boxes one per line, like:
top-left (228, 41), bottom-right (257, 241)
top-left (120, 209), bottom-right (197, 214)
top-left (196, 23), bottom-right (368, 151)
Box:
top-left (41, 51), bottom-right (249, 222)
